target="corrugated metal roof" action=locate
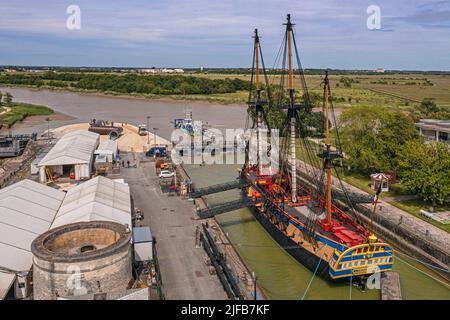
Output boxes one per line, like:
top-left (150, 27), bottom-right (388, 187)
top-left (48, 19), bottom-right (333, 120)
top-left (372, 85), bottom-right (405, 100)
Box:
top-left (38, 130), bottom-right (100, 166)
top-left (0, 180), bottom-right (65, 272)
top-left (51, 176), bottom-right (131, 228)
top-left (133, 226), bottom-right (152, 243)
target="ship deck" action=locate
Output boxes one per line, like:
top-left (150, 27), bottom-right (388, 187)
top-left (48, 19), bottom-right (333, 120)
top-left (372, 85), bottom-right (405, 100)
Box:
top-left (245, 170), bottom-right (368, 248)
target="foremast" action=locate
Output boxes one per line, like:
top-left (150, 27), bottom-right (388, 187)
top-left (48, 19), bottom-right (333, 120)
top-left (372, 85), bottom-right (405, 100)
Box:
top-left (246, 28), bottom-right (271, 172)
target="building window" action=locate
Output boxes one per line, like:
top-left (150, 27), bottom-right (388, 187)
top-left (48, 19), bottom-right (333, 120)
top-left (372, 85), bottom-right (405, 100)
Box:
top-left (438, 131), bottom-right (449, 141)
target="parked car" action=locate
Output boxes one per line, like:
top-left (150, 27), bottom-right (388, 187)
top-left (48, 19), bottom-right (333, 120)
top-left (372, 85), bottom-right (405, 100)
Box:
top-left (159, 170), bottom-right (175, 178)
top-left (138, 125), bottom-right (147, 136)
top-left (146, 146), bottom-right (168, 157)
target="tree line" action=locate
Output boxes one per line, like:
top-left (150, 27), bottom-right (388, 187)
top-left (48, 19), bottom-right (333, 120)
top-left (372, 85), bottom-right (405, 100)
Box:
top-left (339, 104), bottom-right (450, 205)
top-left (0, 72), bottom-right (251, 95)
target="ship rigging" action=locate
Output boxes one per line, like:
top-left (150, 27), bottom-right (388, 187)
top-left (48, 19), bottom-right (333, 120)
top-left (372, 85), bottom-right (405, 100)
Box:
top-left (242, 14), bottom-right (394, 282)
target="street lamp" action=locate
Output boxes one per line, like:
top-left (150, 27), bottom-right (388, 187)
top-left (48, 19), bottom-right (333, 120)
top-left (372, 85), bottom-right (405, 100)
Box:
top-left (153, 128), bottom-right (159, 146)
top-left (146, 116), bottom-right (151, 145)
top-left (45, 117), bottom-right (51, 144)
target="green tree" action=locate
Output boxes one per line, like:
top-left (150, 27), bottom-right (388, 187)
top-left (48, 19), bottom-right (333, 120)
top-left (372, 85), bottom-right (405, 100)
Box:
top-left (4, 92), bottom-right (13, 108)
top-left (339, 106), bottom-right (420, 174)
top-left (419, 98), bottom-right (439, 114)
top-left (397, 141), bottom-right (450, 205)
top-left (0, 91), bottom-right (2, 107)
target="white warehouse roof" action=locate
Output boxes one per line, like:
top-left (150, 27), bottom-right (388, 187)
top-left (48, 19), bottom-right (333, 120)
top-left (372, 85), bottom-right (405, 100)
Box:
top-left (38, 130), bottom-right (100, 166)
top-left (0, 180), bottom-right (65, 272)
top-left (51, 176), bottom-right (132, 228)
top-left (95, 139), bottom-right (118, 155)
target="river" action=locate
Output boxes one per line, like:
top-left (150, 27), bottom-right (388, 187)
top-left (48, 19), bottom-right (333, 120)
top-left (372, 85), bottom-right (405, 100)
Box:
top-left (0, 87), bottom-right (247, 138)
top-left (3, 87), bottom-right (449, 299)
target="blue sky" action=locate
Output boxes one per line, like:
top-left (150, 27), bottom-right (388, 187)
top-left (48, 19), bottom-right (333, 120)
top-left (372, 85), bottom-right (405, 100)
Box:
top-left (0, 0), bottom-right (449, 70)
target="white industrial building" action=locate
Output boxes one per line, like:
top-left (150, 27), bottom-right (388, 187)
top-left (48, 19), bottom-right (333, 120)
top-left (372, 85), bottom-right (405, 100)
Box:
top-left (95, 139), bottom-right (118, 163)
top-left (0, 180), bottom-right (65, 299)
top-left (38, 130), bottom-right (100, 183)
top-left (51, 176), bottom-right (132, 228)
top-left (0, 175), bottom-right (132, 299)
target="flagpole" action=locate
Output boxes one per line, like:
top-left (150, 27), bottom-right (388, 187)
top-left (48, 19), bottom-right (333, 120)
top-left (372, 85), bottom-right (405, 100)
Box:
top-left (369, 184), bottom-right (382, 236)
top-left (369, 197), bottom-right (378, 235)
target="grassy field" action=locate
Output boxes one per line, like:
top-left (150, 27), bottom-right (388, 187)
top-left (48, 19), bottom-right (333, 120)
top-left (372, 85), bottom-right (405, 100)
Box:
top-left (0, 102), bottom-right (53, 128)
top-left (188, 72), bottom-right (450, 109)
top-left (2, 71), bottom-right (450, 110)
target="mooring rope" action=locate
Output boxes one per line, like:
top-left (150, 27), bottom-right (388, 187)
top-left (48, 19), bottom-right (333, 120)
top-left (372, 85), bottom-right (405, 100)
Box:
top-left (395, 255), bottom-right (450, 288)
top-left (393, 250), bottom-right (450, 273)
top-left (300, 247), bottom-right (328, 300)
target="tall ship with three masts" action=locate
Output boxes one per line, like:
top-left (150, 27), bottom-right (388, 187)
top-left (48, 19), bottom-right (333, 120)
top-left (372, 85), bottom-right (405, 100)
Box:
top-left (241, 14), bottom-right (394, 283)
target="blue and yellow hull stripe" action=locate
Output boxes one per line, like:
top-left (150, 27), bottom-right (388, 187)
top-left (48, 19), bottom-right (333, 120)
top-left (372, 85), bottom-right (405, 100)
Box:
top-left (259, 194), bottom-right (394, 280)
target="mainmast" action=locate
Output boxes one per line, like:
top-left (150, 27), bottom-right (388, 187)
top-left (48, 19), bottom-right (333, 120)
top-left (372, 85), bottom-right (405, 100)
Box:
top-left (254, 29), bottom-right (263, 173)
top-left (285, 14), bottom-right (297, 203)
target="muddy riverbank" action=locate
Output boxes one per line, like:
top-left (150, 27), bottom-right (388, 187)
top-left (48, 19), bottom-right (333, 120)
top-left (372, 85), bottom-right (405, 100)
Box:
top-left (0, 87), bottom-right (247, 139)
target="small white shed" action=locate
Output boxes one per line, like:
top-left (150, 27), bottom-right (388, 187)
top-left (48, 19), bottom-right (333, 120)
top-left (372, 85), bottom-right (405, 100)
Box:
top-left (132, 226), bottom-right (153, 262)
top-left (95, 139), bottom-right (118, 163)
top-left (37, 130), bottom-right (100, 183)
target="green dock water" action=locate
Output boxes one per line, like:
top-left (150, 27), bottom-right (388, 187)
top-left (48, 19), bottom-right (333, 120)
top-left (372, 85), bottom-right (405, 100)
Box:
top-left (185, 163), bottom-right (450, 300)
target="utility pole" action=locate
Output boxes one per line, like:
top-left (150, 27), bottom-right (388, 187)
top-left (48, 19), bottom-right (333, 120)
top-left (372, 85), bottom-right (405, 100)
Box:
top-left (146, 116), bottom-right (151, 145)
top-left (45, 117), bottom-right (51, 144)
top-left (153, 127), bottom-right (159, 146)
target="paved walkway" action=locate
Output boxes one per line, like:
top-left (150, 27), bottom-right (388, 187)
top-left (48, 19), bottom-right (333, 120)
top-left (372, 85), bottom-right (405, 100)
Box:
top-left (118, 152), bottom-right (227, 300)
top-left (382, 195), bottom-right (418, 202)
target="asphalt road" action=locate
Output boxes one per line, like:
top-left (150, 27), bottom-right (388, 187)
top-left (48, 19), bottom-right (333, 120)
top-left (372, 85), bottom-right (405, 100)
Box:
top-left (118, 152), bottom-right (227, 300)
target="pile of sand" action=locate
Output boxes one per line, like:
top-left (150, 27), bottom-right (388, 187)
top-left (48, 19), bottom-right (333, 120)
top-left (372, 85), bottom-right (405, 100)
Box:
top-left (51, 122), bottom-right (171, 152)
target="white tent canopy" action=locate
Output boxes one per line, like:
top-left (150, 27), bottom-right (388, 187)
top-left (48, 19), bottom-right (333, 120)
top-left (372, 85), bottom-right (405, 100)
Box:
top-left (0, 179), bottom-right (65, 273)
top-left (0, 272), bottom-right (16, 299)
top-left (38, 130), bottom-right (100, 166)
top-left (51, 176), bottom-right (132, 228)
top-left (95, 139), bottom-right (118, 162)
